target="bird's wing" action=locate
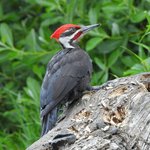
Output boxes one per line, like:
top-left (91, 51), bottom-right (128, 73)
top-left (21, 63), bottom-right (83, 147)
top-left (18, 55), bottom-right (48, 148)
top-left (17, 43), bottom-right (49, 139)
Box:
top-left (40, 50), bottom-right (92, 117)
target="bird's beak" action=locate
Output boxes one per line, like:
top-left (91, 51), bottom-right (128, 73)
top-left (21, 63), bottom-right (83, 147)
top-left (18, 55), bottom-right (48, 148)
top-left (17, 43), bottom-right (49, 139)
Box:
top-left (81, 24), bottom-right (100, 33)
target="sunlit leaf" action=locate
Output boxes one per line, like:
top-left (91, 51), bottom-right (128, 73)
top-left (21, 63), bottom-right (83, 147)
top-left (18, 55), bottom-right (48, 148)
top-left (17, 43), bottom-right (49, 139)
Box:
top-left (108, 49), bottom-right (122, 67)
top-left (89, 8), bottom-right (97, 24)
top-left (86, 37), bottom-right (102, 51)
top-left (94, 57), bottom-right (106, 70)
top-left (24, 77), bottom-right (40, 102)
top-left (98, 39), bottom-right (123, 54)
top-left (112, 22), bottom-right (120, 36)
top-left (130, 8), bottom-right (146, 23)
top-left (0, 23), bottom-right (14, 47)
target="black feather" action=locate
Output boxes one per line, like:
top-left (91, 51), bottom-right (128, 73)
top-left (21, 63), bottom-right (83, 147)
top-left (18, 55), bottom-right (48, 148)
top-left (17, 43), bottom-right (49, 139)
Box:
top-left (40, 46), bottom-right (92, 136)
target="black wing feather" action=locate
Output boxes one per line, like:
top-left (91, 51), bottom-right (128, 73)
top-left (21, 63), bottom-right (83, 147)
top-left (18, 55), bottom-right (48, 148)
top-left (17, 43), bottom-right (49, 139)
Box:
top-left (40, 49), bottom-right (92, 118)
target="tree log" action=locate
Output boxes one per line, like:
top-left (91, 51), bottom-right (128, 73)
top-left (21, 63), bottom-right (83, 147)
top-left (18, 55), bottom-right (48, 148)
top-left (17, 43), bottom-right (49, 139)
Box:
top-left (27, 72), bottom-right (150, 150)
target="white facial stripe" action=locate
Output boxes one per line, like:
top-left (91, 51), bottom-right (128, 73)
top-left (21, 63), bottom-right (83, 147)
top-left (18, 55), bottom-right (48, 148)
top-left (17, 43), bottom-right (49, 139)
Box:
top-left (59, 29), bottom-right (82, 48)
top-left (59, 36), bottom-right (74, 48)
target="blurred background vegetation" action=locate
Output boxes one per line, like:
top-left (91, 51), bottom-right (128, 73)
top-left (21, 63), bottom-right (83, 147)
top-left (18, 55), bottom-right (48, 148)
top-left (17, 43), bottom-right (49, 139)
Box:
top-left (0, 0), bottom-right (150, 149)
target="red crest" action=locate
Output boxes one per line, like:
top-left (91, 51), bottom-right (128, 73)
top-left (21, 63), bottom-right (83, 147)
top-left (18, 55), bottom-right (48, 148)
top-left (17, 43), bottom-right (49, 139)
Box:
top-left (50, 24), bottom-right (80, 39)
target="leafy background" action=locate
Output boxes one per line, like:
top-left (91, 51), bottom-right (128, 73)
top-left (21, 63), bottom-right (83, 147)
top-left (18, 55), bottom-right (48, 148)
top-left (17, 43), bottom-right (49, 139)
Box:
top-left (0, 0), bottom-right (150, 149)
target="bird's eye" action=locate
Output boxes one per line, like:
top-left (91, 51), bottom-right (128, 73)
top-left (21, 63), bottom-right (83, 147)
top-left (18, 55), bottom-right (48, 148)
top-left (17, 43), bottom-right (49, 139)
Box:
top-left (61, 27), bottom-right (77, 37)
top-left (70, 27), bottom-right (76, 32)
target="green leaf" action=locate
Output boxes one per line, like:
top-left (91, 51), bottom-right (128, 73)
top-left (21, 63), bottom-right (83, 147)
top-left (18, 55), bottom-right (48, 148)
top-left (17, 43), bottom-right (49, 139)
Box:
top-left (122, 46), bottom-right (143, 62)
top-left (89, 8), bottom-right (97, 24)
top-left (41, 16), bottom-right (62, 26)
top-left (24, 77), bottom-right (40, 102)
top-left (124, 57), bottom-right (150, 75)
top-left (101, 70), bottom-right (108, 83)
top-left (145, 11), bottom-right (150, 25)
top-left (25, 29), bottom-right (41, 51)
top-left (0, 51), bottom-right (10, 63)
top-left (121, 56), bottom-right (139, 67)
top-left (131, 41), bottom-right (150, 52)
top-left (130, 8), bottom-right (146, 23)
top-left (0, 2), bottom-right (3, 18)
top-left (144, 57), bottom-right (150, 71)
top-left (108, 49), bottom-right (122, 67)
top-left (33, 65), bottom-right (45, 79)
top-left (0, 23), bottom-right (14, 47)
top-left (94, 57), bottom-right (106, 70)
top-left (66, 0), bottom-right (77, 22)
top-left (98, 39), bottom-right (123, 54)
top-left (91, 71), bottom-right (103, 85)
top-left (112, 23), bottom-right (120, 36)
top-left (124, 64), bottom-right (145, 75)
top-left (86, 37), bottom-right (102, 51)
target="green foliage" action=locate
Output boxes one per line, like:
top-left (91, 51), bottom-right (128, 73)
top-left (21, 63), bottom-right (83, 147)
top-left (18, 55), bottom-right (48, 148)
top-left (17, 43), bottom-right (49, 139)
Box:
top-left (0, 0), bottom-right (150, 149)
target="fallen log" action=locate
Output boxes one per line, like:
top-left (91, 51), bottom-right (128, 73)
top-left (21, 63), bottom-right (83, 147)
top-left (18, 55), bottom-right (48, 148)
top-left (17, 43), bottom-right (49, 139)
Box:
top-left (27, 72), bottom-right (150, 150)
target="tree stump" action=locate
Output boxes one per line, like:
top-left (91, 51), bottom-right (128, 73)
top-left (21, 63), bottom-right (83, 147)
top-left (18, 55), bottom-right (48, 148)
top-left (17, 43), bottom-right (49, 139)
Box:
top-left (27, 72), bottom-right (150, 150)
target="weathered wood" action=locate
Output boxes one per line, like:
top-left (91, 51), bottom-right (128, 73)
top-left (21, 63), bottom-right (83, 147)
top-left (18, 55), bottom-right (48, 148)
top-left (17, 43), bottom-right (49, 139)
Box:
top-left (27, 72), bottom-right (150, 150)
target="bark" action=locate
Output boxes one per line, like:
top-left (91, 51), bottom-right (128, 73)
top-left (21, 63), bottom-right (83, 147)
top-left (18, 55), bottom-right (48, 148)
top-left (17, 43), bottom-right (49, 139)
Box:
top-left (27, 72), bottom-right (150, 150)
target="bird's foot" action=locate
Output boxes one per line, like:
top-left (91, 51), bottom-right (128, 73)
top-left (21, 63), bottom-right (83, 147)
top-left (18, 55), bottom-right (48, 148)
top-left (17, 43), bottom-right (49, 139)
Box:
top-left (57, 103), bottom-right (68, 123)
top-left (83, 86), bottom-right (102, 95)
top-left (57, 113), bottom-right (66, 123)
top-left (89, 86), bottom-right (102, 91)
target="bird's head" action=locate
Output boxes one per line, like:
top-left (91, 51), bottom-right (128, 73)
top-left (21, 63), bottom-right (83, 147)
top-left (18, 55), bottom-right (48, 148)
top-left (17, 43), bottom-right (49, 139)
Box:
top-left (50, 24), bottom-right (100, 48)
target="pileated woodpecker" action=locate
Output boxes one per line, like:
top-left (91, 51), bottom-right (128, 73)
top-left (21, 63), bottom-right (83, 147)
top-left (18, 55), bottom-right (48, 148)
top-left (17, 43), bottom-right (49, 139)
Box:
top-left (40, 23), bottom-right (100, 136)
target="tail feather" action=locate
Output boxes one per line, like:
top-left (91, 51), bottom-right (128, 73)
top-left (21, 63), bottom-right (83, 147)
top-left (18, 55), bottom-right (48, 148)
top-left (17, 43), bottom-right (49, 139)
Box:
top-left (41, 107), bottom-right (57, 136)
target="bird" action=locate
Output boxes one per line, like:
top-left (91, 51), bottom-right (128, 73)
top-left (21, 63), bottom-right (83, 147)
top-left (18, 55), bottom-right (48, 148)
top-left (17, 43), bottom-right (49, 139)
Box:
top-left (40, 23), bottom-right (100, 136)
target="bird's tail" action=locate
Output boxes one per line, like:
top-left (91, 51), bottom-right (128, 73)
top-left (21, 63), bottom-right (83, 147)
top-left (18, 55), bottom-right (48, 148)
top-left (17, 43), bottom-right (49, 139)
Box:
top-left (41, 107), bottom-right (57, 136)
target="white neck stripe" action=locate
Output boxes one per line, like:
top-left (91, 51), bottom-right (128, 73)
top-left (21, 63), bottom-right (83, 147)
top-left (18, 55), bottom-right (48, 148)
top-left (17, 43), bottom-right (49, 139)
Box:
top-left (59, 29), bottom-right (81, 48)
